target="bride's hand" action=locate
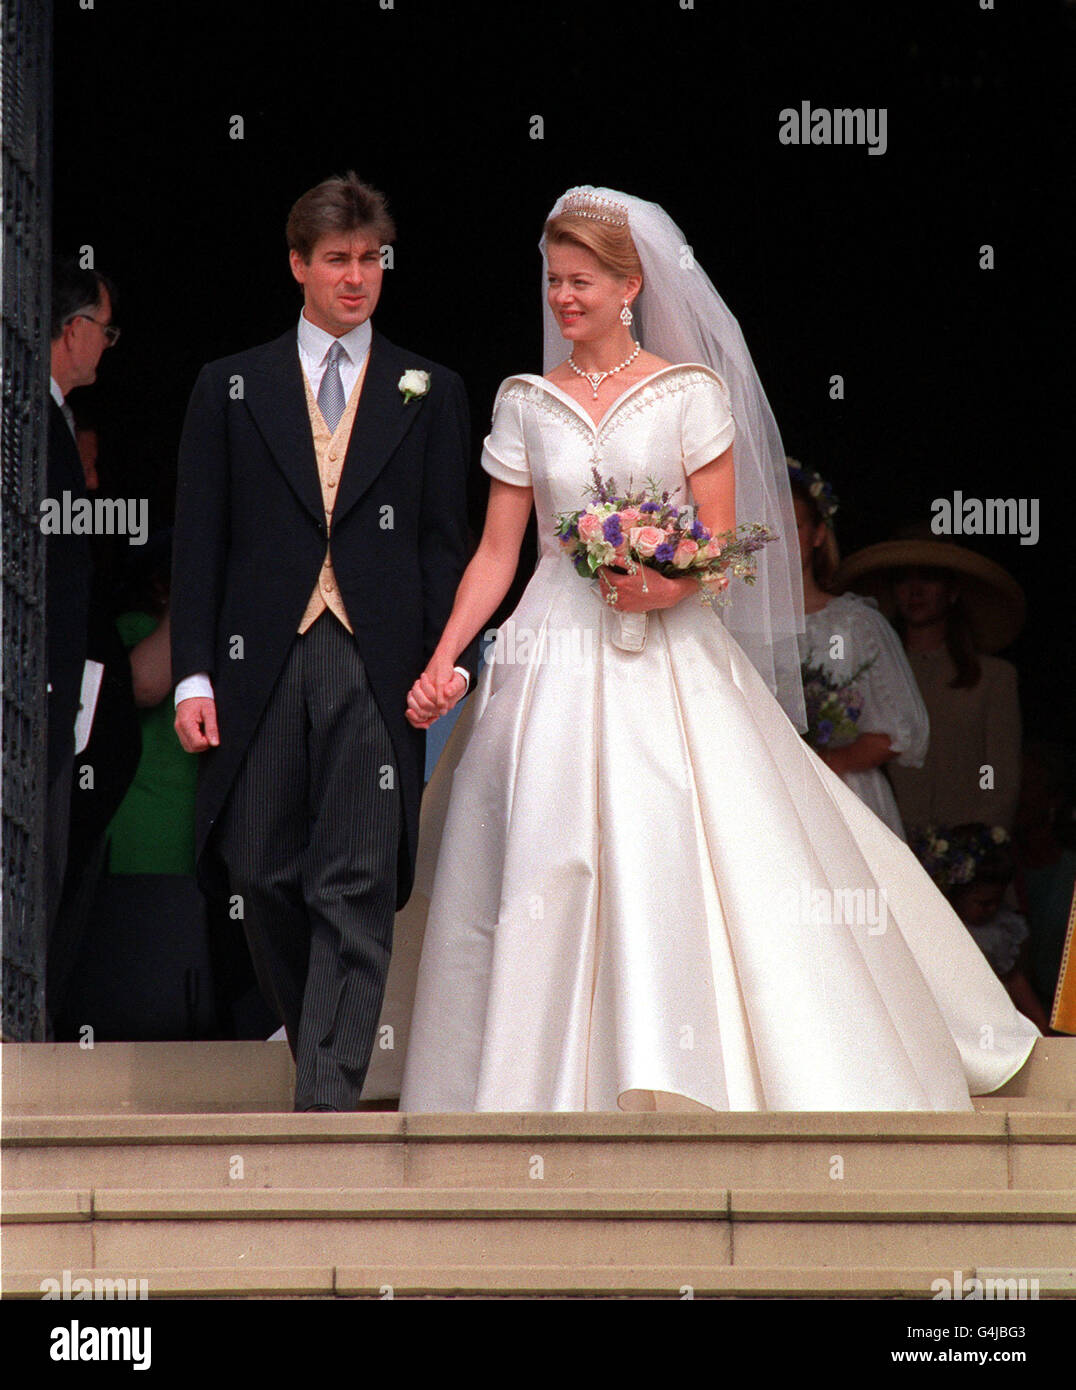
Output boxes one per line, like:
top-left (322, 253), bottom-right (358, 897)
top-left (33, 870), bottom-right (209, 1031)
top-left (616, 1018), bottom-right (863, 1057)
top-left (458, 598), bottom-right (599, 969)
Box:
top-left (598, 565), bottom-right (696, 613)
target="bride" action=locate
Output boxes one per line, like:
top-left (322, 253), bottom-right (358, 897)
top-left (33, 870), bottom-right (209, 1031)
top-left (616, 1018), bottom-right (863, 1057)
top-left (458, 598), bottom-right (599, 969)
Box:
top-left (395, 185), bottom-right (1038, 1113)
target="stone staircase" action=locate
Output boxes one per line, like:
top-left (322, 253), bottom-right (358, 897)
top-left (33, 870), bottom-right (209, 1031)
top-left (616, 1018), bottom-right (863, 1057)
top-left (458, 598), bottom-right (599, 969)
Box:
top-left (3, 1039), bottom-right (1074, 1298)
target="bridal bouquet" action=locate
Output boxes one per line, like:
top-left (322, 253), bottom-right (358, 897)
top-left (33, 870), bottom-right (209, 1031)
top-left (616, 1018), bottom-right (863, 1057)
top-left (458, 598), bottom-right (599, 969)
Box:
top-left (555, 466), bottom-right (775, 617)
top-left (799, 656), bottom-right (874, 751)
top-left (554, 469), bottom-right (777, 652)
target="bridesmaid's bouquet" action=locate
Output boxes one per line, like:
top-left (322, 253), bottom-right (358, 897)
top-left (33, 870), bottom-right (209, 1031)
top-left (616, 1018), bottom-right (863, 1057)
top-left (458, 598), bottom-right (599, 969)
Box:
top-left (799, 656), bottom-right (874, 751)
top-left (909, 823), bottom-right (1010, 891)
top-left (554, 467), bottom-right (776, 611)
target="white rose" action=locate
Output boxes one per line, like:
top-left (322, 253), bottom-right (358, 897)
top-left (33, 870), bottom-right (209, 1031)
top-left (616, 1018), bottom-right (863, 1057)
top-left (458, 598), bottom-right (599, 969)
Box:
top-left (398, 369), bottom-right (431, 404)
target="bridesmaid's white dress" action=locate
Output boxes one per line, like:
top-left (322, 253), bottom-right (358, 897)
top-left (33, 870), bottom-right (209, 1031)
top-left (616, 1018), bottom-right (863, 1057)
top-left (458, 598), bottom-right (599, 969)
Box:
top-left (395, 365), bottom-right (1038, 1113)
top-left (800, 593), bottom-right (930, 840)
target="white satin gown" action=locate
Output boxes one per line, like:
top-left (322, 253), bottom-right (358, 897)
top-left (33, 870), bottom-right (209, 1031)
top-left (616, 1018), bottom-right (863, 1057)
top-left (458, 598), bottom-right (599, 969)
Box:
top-left (395, 365), bottom-right (1038, 1113)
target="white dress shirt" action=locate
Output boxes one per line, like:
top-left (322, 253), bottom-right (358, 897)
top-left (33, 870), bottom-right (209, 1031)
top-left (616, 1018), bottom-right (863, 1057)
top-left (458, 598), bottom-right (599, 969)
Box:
top-left (175, 315), bottom-right (469, 708)
top-left (297, 311), bottom-right (371, 401)
top-left (50, 376), bottom-right (77, 438)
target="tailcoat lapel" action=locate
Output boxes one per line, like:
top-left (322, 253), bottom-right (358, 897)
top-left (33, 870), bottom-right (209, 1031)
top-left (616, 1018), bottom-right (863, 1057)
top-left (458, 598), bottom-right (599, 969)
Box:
top-left (243, 331), bottom-right (324, 524)
top-left (332, 333), bottom-right (425, 528)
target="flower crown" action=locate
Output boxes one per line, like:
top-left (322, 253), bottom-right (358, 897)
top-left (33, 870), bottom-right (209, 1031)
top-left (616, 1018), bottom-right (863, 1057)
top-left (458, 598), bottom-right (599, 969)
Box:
top-left (787, 458), bottom-right (839, 527)
top-left (909, 824), bottom-right (1010, 890)
top-left (559, 189), bottom-right (630, 227)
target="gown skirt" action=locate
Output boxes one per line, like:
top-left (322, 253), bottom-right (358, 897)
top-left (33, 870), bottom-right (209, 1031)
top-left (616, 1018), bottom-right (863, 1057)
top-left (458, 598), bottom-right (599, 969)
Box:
top-left (393, 558), bottom-right (1038, 1113)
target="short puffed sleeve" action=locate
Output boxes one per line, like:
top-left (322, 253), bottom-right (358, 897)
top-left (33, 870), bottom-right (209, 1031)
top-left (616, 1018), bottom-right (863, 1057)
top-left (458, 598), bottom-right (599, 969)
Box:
top-left (480, 383), bottom-right (532, 487)
top-left (681, 373), bottom-right (736, 474)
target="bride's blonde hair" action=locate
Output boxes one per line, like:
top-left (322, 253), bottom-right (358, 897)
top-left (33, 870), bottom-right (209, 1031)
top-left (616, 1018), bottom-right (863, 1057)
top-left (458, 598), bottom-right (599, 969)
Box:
top-left (542, 213), bottom-right (644, 283)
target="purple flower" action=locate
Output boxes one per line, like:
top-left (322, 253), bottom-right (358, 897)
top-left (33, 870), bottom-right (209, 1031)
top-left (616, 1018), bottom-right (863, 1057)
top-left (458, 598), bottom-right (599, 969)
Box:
top-left (654, 542), bottom-right (676, 564)
top-left (639, 501), bottom-right (662, 514)
top-left (603, 515), bottom-right (623, 545)
top-left (589, 466), bottom-right (614, 504)
top-left (816, 719), bottom-right (833, 746)
top-left (691, 520), bottom-right (707, 541)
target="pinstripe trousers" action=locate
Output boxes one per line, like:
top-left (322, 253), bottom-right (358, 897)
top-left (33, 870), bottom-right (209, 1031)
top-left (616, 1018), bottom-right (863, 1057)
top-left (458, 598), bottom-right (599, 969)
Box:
top-left (216, 613), bottom-right (400, 1110)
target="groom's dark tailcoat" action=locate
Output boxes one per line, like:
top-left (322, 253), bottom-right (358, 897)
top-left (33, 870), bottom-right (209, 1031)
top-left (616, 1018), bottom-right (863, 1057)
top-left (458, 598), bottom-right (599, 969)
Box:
top-left (170, 328), bottom-right (473, 1100)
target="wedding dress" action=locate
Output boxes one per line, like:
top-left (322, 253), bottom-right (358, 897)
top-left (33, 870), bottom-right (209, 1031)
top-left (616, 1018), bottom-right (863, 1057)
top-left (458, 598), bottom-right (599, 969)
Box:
top-left (395, 364), bottom-right (1038, 1113)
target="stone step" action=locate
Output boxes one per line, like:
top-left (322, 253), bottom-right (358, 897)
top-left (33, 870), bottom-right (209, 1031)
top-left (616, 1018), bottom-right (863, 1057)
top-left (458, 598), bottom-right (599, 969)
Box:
top-left (5, 1039), bottom-right (1072, 1299)
top-left (3, 1262), bottom-right (1073, 1299)
top-left (4, 1111), bottom-right (1076, 1192)
top-left (2, 1041), bottom-right (298, 1115)
top-left (6, 1112), bottom-right (1076, 1189)
top-left (4, 1187), bottom-right (1074, 1275)
top-left (989, 1038), bottom-right (1076, 1098)
top-left (4, 1037), bottom-right (1073, 1115)
top-left (976, 1097), bottom-right (1076, 1112)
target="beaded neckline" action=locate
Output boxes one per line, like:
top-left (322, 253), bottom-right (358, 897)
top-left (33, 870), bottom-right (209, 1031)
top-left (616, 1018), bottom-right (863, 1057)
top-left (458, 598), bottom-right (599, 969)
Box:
top-left (512, 363), bottom-right (724, 435)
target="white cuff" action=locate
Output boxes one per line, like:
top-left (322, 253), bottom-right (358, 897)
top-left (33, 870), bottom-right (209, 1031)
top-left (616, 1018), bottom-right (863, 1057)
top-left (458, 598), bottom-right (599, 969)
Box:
top-left (175, 672), bottom-right (215, 708)
top-left (453, 665), bottom-right (471, 695)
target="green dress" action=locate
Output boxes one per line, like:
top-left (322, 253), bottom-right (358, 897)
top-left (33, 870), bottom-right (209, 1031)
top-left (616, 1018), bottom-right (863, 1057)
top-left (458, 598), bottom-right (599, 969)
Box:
top-left (106, 611), bottom-right (198, 875)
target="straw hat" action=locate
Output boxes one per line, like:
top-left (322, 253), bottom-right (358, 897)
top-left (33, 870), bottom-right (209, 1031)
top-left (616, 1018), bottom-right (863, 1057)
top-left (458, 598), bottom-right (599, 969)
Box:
top-left (833, 529), bottom-right (1026, 653)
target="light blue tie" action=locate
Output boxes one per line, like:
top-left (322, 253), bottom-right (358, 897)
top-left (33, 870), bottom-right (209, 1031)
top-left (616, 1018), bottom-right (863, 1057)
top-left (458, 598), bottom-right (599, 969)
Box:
top-left (317, 340), bottom-right (348, 433)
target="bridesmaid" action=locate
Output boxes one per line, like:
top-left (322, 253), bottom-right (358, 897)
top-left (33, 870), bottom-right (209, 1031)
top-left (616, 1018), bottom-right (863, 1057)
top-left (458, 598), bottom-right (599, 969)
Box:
top-left (790, 460), bottom-right (928, 840)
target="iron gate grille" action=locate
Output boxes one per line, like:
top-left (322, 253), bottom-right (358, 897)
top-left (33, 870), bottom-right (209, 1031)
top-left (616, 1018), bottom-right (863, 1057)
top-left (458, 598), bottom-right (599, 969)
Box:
top-left (2, 0), bottom-right (52, 1041)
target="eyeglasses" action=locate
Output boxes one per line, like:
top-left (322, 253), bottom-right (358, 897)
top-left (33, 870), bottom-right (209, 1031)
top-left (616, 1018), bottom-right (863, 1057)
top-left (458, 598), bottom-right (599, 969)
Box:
top-left (70, 314), bottom-right (121, 346)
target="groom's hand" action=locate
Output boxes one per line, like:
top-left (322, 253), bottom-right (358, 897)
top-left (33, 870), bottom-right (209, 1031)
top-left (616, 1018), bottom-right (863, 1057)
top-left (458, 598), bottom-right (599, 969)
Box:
top-left (175, 696), bottom-right (220, 752)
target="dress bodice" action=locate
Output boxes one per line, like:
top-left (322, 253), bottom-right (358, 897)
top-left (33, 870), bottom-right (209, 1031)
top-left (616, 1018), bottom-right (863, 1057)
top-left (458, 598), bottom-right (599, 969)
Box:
top-left (480, 364), bottom-right (736, 559)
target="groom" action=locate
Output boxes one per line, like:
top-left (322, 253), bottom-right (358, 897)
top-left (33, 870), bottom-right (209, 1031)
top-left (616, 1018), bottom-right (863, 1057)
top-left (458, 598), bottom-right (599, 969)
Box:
top-left (171, 172), bottom-right (474, 1110)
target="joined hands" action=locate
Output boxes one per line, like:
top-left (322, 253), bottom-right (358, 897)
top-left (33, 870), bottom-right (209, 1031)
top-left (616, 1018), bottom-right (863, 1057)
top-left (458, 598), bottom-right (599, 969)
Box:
top-left (406, 658), bottom-right (467, 729)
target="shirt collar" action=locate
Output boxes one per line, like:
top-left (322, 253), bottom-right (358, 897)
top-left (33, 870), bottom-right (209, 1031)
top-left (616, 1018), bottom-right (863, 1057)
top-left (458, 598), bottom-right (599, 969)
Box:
top-left (297, 312), bottom-right (372, 366)
top-left (49, 376), bottom-right (66, 408)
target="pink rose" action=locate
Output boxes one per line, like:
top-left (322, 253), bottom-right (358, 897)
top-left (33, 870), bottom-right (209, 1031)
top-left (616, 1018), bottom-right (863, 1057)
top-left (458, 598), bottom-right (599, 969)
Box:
top-left (672, 539), bottom-right (699, 569)
top-left (617, 507), bottom-right (642, 531)
top-left (577, 512), bottom-right (603, 543)
top-left (628, 525), bottom-right (666, 558)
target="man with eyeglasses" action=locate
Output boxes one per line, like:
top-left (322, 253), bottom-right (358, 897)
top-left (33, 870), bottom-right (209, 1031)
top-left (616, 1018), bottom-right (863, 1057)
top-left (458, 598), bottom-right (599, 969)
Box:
top-left (44, 259), bottom-right (119, 954)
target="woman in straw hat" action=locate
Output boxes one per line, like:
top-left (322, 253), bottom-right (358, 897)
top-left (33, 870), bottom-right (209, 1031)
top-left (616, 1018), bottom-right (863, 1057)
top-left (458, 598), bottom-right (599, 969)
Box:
top-left (834, 533), bottom-right (1024, 835)
top-left (789, 461), bottom-right (928, 841)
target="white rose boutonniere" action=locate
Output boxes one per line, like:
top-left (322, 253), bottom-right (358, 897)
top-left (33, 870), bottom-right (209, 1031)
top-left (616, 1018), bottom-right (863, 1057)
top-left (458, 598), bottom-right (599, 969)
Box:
top-left (398, 369), bottom-right (430, 405)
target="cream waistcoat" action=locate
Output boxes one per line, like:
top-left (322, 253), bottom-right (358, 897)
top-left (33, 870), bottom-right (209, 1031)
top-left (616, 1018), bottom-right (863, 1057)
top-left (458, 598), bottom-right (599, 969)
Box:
top-left (297, 354), bottom-right (370, 634)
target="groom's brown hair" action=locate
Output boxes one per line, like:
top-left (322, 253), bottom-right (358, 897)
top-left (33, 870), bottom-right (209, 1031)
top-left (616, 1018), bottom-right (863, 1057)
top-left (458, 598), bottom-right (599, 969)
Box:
top-left (286, 171), bottom-right (396, 262)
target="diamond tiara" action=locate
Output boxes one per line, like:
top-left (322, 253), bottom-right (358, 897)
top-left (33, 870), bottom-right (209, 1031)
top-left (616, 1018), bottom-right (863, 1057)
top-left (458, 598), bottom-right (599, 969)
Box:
top-left (559, 189), bottom-right (629, 227)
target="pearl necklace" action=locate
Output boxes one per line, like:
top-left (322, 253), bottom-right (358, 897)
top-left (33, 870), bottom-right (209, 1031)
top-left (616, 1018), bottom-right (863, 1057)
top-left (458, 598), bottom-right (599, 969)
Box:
top-left (567, 341), bottom-right (641, 399)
